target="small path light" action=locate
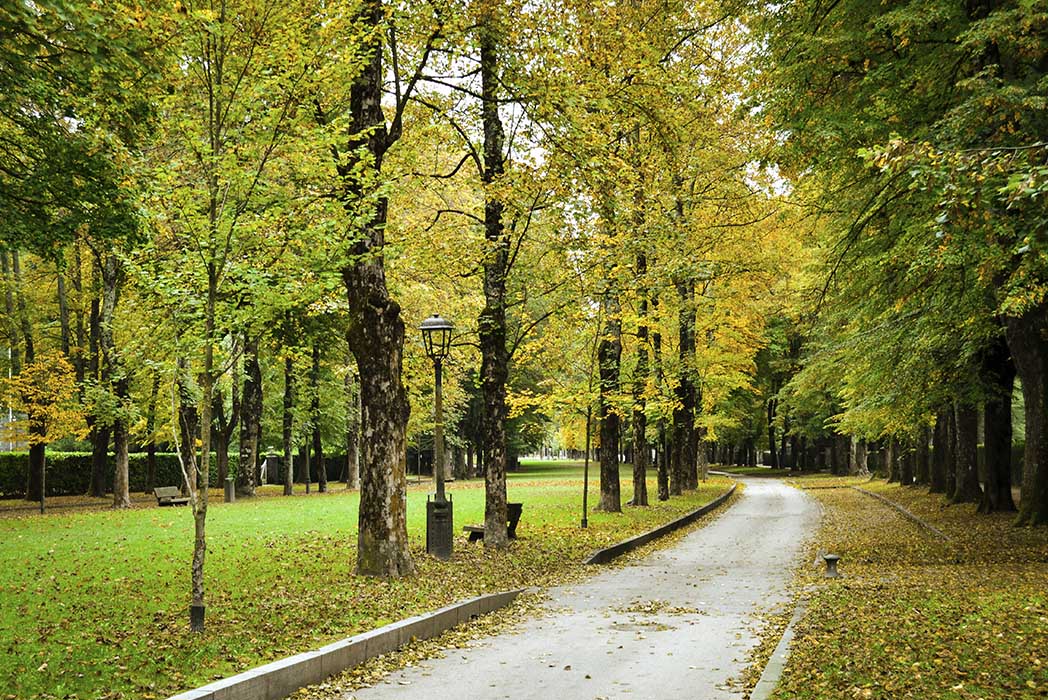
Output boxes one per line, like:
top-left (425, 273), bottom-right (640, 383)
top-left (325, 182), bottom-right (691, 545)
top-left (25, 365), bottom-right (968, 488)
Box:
top-left (420, 314), bottom-right (454, 561)
top-left (823, 553), bottom-right (841, 578)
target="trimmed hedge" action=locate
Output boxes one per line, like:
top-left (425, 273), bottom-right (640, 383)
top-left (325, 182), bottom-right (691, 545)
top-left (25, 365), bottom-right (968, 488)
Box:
top-left (0, 452), bottom-right (236, 499)
top-left (0, 450), bottom-right (353, 499)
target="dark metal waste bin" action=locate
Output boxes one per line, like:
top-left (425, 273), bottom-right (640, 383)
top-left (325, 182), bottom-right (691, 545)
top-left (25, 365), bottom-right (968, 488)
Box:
top-left (426, 496), bottom-right (453, 560)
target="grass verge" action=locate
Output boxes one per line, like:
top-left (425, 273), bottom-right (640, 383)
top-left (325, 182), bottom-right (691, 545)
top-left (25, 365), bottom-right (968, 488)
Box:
top-left (773, 478), bottom-right (1048, 700)
top-left (0, 462), bottom-right (730, 699)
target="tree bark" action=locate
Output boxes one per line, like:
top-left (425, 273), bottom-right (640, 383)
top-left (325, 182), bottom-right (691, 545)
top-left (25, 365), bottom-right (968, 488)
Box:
top-left (915, 426), bottom-right (930, 486)
top-left (952, 402), bottom-right (982, 503)
top-left (886, 438), bottom-right (898, 482)
top-left (87, 264), bottom-right (108, 499)
top-left (981, 334), bottom-right (1016, 513)
top-left (930, 409), bottom-right (948, 493)
top-left (311, 343), bottom-right (327, 493)
top-left (1006, 306), bottom-right (1048, 525)
top-left (478, 13), bottom-right (511, 546)
top-left (339, 0), bottom-right (413, 575)
top-left (145, 372), bottom-right (160, 493)
top-left (944, 407), bottom-right (958, 496)
top-left (283, 354), bottom-right (295, 496)
top-left (676, 279), bottom-right (698, 491)
top-left (176, 358), bottom-right (198, 495)
top-left (345, 352), bottom-right (360, 489)
top-left (597, 284), bottom-right (623, 512)
top-left (237, 334), bottom-right (261, 497)
top-left (899, 440), bottom-right (914, 486)
top-left (631, 252), bottom-right (649, 507)
top-left (851, 437), bottom-right (869, 476)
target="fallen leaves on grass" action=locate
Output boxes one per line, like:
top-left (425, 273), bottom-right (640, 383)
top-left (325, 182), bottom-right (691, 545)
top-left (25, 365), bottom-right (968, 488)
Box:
top-left (774, 482), bottom-right (1048, 700)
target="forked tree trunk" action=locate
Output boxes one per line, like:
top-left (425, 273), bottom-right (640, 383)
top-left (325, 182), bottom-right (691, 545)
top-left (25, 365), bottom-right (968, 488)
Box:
top-left (981, 334), bottom-right (1016, 513)
top-left (478, 13), bottom-right (510, 546)
top-left (1006, 306), bottom-right (1048, 525)
top-left (952, 402), bottom-right (982, 504)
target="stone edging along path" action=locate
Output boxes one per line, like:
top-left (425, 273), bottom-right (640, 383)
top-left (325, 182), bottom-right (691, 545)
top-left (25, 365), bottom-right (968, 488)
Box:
top-left (583, 482), bottom-right (739, 565)
top-left (850, 485), bottom-right (954, 542)
top-left (168, 589), bottom-right (523, 700)
top-left (169, 483), bottom-right (738, 700)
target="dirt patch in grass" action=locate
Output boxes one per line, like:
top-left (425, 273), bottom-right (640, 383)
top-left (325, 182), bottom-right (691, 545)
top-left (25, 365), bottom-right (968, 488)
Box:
top-left (774, 481), bottom-right (1048, 700)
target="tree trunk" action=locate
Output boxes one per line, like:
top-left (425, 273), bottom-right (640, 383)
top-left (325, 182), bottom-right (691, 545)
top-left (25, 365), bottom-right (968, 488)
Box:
top-left (345, 351), bottom-right (360, 489)
top-left (477, 14), bottom-right (511, 546)
top-left (597, 285), bottom-right (622, 512)
top-left (283, 354), bottom-right (295, 496)
top-left (915, 426), bottom-right (930, 486)
top-left (631, 252), bottom-right (649, 507)
top-left (112, 380), bottom-right (131, 509)
top-left (676, 279), bottom-right (698, 491)
top-left (981, 334), bottom-right (1017, 513)
top-left (944, 407), bottom-right (957, 497)
top-left (952, 402), bottom-right (982, 503)
top-left (899, 440), bottom-right (914, 486)
top-left (851, 437), bottom-right (869, 476)
top-left (105, 247), bottom-right (130, 510)
top-left (930, 409), bottom-right (948, 493)
top-left (237, 334), bottom-right (261, 497)
top-left (177, 358), bottom-right (198, 495)
top-left (767, 398), bottom-right (779, 468)
top-left (1006, 307), bottom-right (1048, 525)
top-left (338, 0), bottom-right (413, 576)
top-left (312, 343), bottom-right (326, 493)
top-left (657, 429), bottom-right (670, 501)
top-left (145, 372), bottom-right (160, 493)
top-left (87, 270), bottom-right (107, 498)
top-left (885, 438), bottom-right (897, 481)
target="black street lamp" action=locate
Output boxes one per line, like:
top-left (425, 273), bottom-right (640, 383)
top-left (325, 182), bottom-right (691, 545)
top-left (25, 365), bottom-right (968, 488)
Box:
top-left (420, 313), bottom-right (454, 560)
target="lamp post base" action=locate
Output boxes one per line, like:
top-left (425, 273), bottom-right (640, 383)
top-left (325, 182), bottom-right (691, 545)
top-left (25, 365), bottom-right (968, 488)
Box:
top-left (426, 495), bottom-right (454, 560)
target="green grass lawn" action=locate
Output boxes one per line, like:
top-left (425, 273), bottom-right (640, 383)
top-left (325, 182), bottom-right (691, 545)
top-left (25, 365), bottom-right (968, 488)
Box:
top-left (0, 460), bottom-right (730, 699)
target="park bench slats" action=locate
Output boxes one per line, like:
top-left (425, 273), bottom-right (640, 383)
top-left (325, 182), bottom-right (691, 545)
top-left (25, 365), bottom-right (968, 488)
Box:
top-left (463, 502), bottom-right (522, 542)
top-left (154, 486), bottom-right (189, 507)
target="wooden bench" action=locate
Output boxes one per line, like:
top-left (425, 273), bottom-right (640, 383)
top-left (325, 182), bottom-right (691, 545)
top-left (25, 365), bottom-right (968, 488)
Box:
top-left (464, 502), bottom-right (522, 542)
top-left (154, 486), bottom-right (190, 507)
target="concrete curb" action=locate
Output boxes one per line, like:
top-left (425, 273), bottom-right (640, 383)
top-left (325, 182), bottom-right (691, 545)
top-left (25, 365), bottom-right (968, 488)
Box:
top-left (851, 486), bottom-right (953, 542)
top-left (750, 597), bottom-right (808, 700)
top-left (584, 483), bottom-right (738, 565)
top-left (168, 588), bottom-right (523, 700)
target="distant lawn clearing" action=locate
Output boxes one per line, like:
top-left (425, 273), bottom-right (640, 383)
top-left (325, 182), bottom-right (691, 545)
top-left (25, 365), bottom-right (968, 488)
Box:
top-left (0, 460), bottom-right (731, 699)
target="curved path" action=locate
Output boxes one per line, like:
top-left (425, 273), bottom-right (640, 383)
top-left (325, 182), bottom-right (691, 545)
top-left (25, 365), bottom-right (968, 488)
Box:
top-left (341, 479), bottom-right (818, 699)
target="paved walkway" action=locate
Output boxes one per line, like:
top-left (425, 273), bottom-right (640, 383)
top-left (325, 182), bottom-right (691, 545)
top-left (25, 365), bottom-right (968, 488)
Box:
top-left (343, 478), bottom-right (819, 700)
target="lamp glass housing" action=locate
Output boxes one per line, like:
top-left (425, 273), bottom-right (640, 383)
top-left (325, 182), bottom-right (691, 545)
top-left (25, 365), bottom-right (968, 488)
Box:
top-left (420, 314), bottom-right (453, 361)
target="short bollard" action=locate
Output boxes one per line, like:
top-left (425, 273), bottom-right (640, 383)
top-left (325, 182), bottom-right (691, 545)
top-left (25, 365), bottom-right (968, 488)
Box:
top-left (823, 553), bottom-right (841, 578)
top-left (224, 477), bottom-right (235, 504)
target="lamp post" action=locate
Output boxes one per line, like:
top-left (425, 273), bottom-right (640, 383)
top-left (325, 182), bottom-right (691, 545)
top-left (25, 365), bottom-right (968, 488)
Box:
top-left (420, 314), bottom-right (454, 560)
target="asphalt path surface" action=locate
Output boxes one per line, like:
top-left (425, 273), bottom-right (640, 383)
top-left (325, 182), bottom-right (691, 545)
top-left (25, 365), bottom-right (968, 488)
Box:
top-left (343, 478), bottom-right (818, 700)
